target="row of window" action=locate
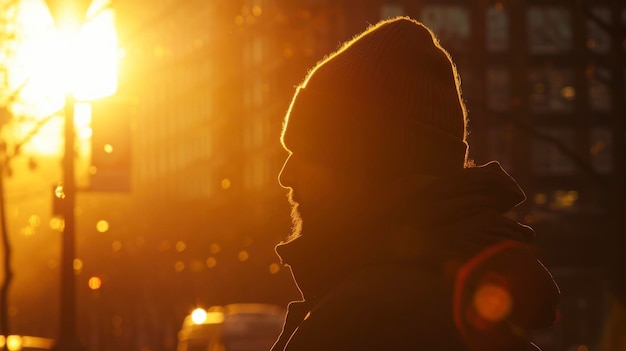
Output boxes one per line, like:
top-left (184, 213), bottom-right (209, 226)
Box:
top-left (485, 66), bottom-right (621, 113)
top-left (488, 127), bottom-right (615, 176)
top-left (381, 3), bottom-right (625, 54)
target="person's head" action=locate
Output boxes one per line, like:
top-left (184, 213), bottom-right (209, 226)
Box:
top-left (279, 17), bottom-right (469, 240)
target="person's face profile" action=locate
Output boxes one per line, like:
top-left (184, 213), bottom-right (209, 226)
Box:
top-left (279, 140), bottom-right (337, 239)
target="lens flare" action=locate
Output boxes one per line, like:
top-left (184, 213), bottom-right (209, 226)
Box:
top-left (473, 283), bottom-right (512, 322)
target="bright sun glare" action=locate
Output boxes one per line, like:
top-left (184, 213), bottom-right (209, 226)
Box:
top-left (7, 0), bottom-right (119, 155)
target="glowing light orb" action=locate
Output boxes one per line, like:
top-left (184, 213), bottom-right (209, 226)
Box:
top-left (6, 0), bottom-right (119, 156)
top-left (88, 276), bottom-right (102, 290)
top-left (473, 283), bottom-right (513, 322)
top-left (96, 219), bottom-right (109, 233)
top-left (191, 308), bottom-right (207, 325)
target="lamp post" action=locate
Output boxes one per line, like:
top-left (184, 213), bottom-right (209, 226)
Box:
top-left (43, 1), bottom-right (92, 350)
top-left (56, 93), bottom-right (82, 351)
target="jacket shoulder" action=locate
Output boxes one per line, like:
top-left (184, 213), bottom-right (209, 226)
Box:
top-left (286, 263), bottom-right (466, 351)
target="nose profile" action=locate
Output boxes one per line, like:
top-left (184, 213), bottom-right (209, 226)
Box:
top-left (278, 155), bottom-right (292, 189)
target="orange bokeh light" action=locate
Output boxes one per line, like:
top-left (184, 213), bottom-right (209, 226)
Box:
top-left (472, 283), bottom-right (512, 322)
top-left (88, 276), bottom-right (102, 290)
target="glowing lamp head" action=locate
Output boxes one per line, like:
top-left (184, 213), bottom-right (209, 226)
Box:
top-left (42, 0), bottom-right (119, 101)
top-left (190, 308), bottom-right (207, 325)
top-left (44, 0), bottom-right (91, 30)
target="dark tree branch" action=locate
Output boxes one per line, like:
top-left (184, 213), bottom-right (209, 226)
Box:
top-left (579, 0), bottom-right (625, 41)
top-left (9, 112), bottom-right (58, 161)
top-left (471, 104), bottom-right (610, 188)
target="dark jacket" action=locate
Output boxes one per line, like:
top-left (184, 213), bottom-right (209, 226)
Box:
top-left (272, 162), bottom-right (560, 351)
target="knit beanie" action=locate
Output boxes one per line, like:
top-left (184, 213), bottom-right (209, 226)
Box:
top-left (281, 16), bottom-right (469, 179)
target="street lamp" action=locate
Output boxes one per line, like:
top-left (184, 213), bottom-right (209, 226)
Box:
top-left (45, 0), bottom-right (91, 32)
top-left (42, 1), bottom-right (117, 350)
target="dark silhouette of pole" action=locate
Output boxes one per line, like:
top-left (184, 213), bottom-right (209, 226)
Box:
top-left (53, 94), bottom-right (82, 351)
top-left (43, 1), bottom-right (92, 348)
top-left (0, 159), bottom-right (12, 351)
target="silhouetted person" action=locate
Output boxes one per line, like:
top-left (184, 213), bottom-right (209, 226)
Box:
top-left (272, 17), bottom-right (560, 351)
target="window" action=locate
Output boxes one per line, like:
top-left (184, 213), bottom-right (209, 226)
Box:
top-left (243, 123), bottom-right (253, 149)
top-left (253, 78), bottom-right (264, 107)
top-left (380, 4), bottom-right (405, 20)
top-left (420, 6), bottom-right (471, 52)
top-left (244, 156), bottom-right (268, 190)
top-left (243, 86), bottom-right (253, 108)
top-left (527, 6), bottom-right (571, 54)
top-left (242, 37), bottom-right (263, 67)
top-left (528, 68), bottom-right (575, 113)
top-left (588, 66), bottom-right (611, 112)
top-left (530, 128), bottom-right (576, 175)
top-left (487, 67), bottom-right (510, 111)
top-left (487, 126), bottom-right (514, 172)
top-left (486, 5), bottom-right (508, 52)
top-left (252, 115), bottom-right (265, 148)
top-left (243, 114), bottom-right (266, 150)
top-left (586, 7), bottom-right (611, 54)
top-left (243, 40), bottom-right (252, 67)
top-left (201, 132), bottom-right (212, 158)
top-left (252, 37), bottom-right (264, 65)
top-left (590, 127), bottom-right (612, 174)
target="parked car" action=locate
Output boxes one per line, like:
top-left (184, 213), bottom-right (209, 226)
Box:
top-left (0, 335), bottom-right (54, 351)
top-left (177, 303), bottom-right (285, 351)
